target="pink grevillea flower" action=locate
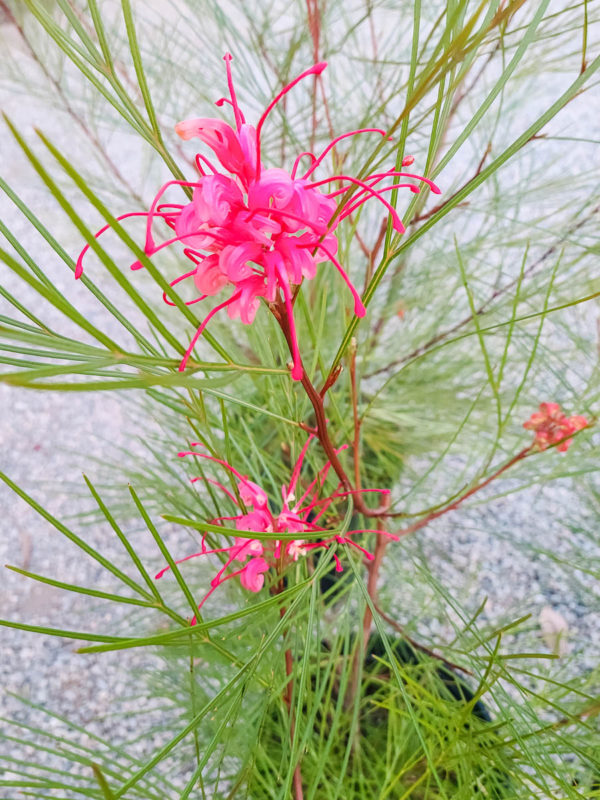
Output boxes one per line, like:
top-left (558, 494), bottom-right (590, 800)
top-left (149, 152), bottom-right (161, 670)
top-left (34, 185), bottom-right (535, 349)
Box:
top-left (523, 402), bottom-right (587, 452)
top-left (156, 437), bottom-right (396, 623)
top-left (75, 54), bottom-right (440, 380)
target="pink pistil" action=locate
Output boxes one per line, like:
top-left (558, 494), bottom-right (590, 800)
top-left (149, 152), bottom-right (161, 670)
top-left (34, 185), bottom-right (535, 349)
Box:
top-left (129, 229), bottom-right (225, 272)
top-left (302, 241), bottom-right (366, 316)
top-left (195, 153), bottom-right (220, 175)
top-left (178, 290), bottom-right (241, 370)
top-left (222, 53), bottom-right (244, 131)
top-left (190, 476), bottom-right (240, 505)
top-left (75, 211), bottom-right (174, 279)
top-left (340, 183), bottom-right (421, 220)
top-left (143, 180), bottom-right (203, 253)
top-left (302, 128), bottom-right (389, 179)
top-left (309, 174), bottom-right (407, 233)
top-left (255, 61), bottom-right (327, 176)
top-left (155, 544), bottom-right (233, 580)
top-left (162, 269), bottom-right (208, 306)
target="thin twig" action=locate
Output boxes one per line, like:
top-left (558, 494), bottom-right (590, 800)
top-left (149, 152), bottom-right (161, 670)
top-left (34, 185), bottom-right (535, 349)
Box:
top-left (388, 446), bottom-right (532, 531)
top-left (306, 0), bottom-right (320, 153)
top-left (373, 604), bottom-right (473, 676)
top-left (0, 0), bottom-right (144, 205)
top-left (362, 523), bottom-right (388, 641)
top-left (362, 218), bottom-right (388, 293)
top-left (347, 520), bottom-right (388, 709)
top-left (408, 143), bottom-right (490, 227)
top-left (367, 203), bottom-right (600, 378)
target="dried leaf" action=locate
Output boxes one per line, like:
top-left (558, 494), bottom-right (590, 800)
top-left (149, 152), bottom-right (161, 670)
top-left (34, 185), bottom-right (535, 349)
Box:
top-left (539, 606), bottom-right (569, 657)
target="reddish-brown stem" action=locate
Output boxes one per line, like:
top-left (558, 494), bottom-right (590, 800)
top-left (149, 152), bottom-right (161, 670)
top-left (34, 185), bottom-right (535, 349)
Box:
top-left (361, 218), bottom-right (389, 294)
top-left (274, 303), bottom-right (390, 518)
top-left (349, 219), bottom-right (371, 259)
top-left (406, 144), bottom-right (490, 228)
top-left (347, 520), bottom-right (388, 708)
top-left (373, 603), bottom-right (472, 676)
top-left (319, 363), bottom-right (343, 398)
top-left (370, 217), bottom-right (390, 268)
top-left (361, 523), bottom-right (388, 641)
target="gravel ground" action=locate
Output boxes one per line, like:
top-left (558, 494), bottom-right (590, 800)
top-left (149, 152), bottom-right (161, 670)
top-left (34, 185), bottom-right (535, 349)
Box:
top-left (0, 16), bottom-right (168, 772)
top-left (1, 4), bottom-right (599, 790)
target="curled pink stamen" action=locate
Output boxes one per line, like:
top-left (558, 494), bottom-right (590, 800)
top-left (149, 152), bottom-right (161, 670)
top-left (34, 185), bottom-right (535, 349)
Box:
top-left (195, 153), bottom-right (221, 175)
top-left (144, 179), bottom-right (204, 252)
top-left (156, 203), bottom-right (185, 213)
top-left (291, 151), bottom-right (317, 179)
top-left (182, 248), bottom-right (207, 265)
top-left (215, 97), bottom-right (247, 124)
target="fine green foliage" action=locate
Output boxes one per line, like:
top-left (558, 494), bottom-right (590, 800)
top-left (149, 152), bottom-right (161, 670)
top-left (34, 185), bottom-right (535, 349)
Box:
top-left (1, 0), bottom-right (600, 798)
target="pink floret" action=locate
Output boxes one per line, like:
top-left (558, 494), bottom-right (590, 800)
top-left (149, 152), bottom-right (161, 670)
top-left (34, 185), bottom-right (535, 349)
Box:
top-left (75, 54), bottom-right (440, 380)
top-left (524, 403), bottom-right (588, 452)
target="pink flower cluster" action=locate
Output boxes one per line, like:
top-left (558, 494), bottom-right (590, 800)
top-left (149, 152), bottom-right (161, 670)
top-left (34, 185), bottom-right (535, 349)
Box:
top-left (76, 54), bottom-right (440, 379)
top-left (156, 438), bottom-right (394, 622)
top-left (523, 402), bottom-right (587, 452)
